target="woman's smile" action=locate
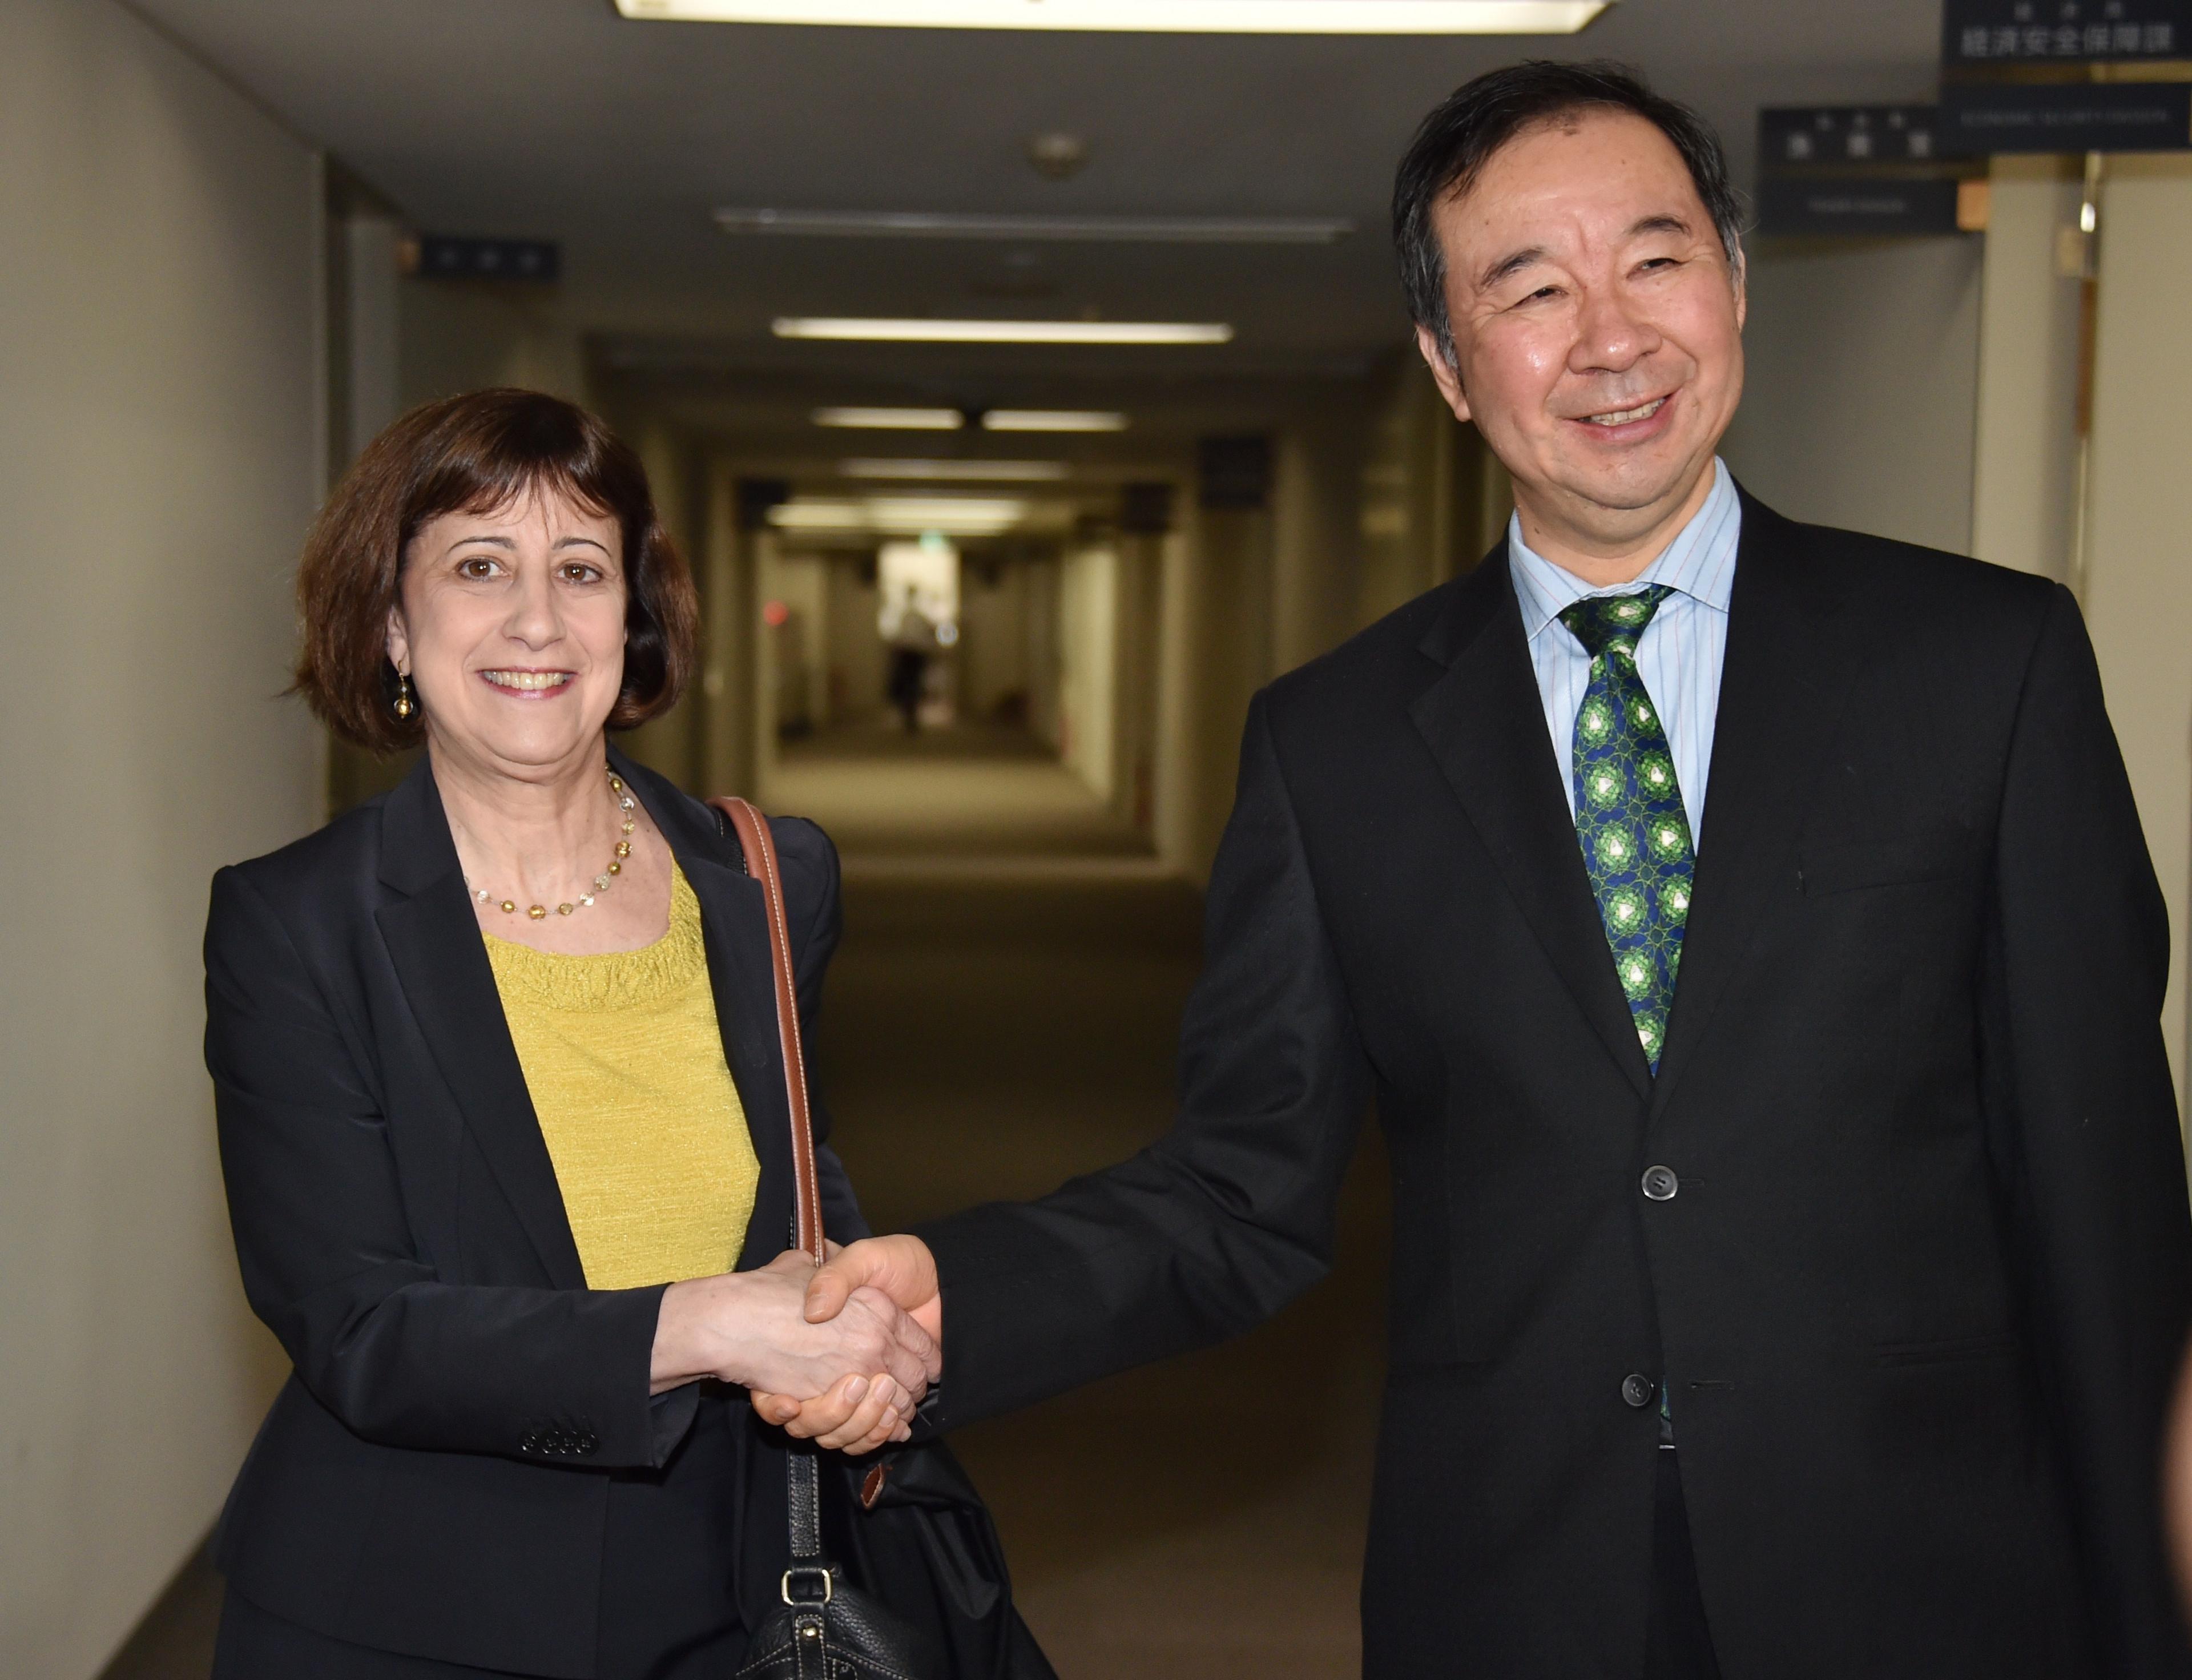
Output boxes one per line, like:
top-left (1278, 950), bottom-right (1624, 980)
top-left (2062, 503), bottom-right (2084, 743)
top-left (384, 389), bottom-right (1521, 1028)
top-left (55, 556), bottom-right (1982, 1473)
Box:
top-left (478, 666), bottom-right (576, 695)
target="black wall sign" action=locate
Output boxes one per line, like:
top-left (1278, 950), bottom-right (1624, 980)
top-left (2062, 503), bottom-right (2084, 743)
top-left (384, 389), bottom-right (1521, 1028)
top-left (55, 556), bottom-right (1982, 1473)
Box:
top-left (1759, 106), bottom-right (1944, 168)
top-left (1755, 177), bottom-right (1967, 238)
top-left (1944, 0), bottom-right (2190, 66)
top-left (1119, 482), bottom-right (1176, 535)
top-left (735, 477), bottom-right (791, 532)
top-left (1939, 79), bottom-right (2192, 151)
top-left (414, 235), bottom-right (561, 282)
top-left (1197, 436), bottom-right (1272, 512)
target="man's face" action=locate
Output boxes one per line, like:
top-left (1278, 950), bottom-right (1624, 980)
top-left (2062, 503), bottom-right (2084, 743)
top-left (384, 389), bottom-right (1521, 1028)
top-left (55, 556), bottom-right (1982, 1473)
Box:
top-left (1417, 109), bottom-right (1745, 554)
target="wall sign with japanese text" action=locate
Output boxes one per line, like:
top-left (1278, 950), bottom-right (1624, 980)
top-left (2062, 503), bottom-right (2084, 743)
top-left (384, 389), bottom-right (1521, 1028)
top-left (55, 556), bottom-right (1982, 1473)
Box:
top-left (1754, 107), bottom-right (1977, 238)
top-left (1943, 0), bottom-right (2190, 65)
top-left (1759, 107), bottom-right (1944, 168)
top-left (410, 236), bottom-right (561, 283)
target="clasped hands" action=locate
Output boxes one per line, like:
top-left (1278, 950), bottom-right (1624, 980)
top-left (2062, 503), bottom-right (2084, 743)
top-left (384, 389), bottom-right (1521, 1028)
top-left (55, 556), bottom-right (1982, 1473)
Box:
top-left (651, 1236), bottom-right (940, 1455)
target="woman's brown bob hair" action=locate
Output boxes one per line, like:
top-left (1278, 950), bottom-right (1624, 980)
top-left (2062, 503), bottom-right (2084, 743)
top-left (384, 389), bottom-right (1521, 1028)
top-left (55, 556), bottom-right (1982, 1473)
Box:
top-left (294, 388), bottom-right (699, 754)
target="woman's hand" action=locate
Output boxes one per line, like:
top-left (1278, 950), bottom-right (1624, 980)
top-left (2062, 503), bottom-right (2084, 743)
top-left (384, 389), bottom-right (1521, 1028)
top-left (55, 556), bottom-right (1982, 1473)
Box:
top-left (651, 1251), bottom-right (940, 1448)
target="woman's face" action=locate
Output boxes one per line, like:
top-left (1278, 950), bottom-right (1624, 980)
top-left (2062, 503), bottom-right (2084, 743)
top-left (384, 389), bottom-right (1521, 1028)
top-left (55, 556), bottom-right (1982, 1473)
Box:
top-left (387, 489), bottom-right (627, 779)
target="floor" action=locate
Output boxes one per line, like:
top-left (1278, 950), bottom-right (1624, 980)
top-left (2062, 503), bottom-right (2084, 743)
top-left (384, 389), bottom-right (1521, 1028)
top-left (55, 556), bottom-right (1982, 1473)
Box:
top-left (102, 727), bottom-right (1389, 1678)
top-left (767, 718), bottom-right (1154, 860)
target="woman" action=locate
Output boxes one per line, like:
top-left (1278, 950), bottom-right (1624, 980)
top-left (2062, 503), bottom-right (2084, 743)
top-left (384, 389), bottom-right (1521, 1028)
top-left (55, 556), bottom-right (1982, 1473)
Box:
top-left (205, 388), bottom-right (934, 1678)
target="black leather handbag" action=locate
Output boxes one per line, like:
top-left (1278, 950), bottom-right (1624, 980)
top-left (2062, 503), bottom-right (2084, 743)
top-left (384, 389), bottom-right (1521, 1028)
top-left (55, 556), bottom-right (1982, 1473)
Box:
top-left (715, 798), bottom-right (1056, 1680)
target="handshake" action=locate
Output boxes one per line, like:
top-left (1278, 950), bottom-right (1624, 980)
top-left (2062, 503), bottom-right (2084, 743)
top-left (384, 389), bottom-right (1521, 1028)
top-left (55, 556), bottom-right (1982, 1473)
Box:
top-left (651, 1235), bottom-right (941, 1456)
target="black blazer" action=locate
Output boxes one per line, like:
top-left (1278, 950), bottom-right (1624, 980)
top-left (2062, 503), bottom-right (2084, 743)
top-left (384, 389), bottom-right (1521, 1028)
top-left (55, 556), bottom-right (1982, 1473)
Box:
top-left (917, 492), bottom-right (2192, 1679)
top-left (204, 748), bottom-right (862, 1677)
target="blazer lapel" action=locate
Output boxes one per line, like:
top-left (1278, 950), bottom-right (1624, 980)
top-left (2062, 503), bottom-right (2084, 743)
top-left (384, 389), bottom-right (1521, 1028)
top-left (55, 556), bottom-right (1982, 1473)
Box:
top-left (1649, 494), bottom-right (1860, 1114)
top-left (613, 751), bottom-right (797, 1274)
top-left (1411, 551), bottom-right (1655, 1099)
top-left (374, 761), bottom-right (587, 1290)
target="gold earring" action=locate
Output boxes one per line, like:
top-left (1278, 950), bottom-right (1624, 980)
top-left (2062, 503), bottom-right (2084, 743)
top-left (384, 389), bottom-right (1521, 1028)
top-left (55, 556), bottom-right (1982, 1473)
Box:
top-left (394, 671), bottom-right (416, 720)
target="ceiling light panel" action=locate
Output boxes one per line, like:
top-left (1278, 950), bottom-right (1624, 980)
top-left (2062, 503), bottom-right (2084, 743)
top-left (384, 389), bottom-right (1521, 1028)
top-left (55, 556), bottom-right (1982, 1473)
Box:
top-left (718, 210), bottom-right (1352, 243)
top-left (868, 497), bottom-right (1027, 533)
top-left (842, 459), bottom-right (1070, 481)
top-left (811, 406), bottom-right (965, 429)
top-left (984, 409), bottom-right (1128, 432)
top-left (768, 495), bottom-right (1031, 536)
top-left (776, 317), bottom-right (1232, 344)
top-left (623, 1), bottom-right (1609, 34)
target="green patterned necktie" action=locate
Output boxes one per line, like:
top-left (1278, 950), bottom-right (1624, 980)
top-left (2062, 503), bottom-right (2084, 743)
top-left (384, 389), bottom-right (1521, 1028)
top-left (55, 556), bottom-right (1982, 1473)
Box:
top-left (1559, 586), bottom-right (1694, 1073)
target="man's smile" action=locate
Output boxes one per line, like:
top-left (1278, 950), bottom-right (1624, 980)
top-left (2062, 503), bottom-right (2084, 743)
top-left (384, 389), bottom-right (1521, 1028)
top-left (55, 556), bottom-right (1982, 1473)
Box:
top-left (1583, 396), bottom-right (1667, 426)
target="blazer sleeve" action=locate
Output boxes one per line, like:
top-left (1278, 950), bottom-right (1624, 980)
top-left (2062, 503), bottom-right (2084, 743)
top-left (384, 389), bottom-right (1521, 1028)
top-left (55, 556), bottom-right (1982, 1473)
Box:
top-left (775, 813), bottom-right (867, 1244)
top-left (1983, 586), bottom-right (2192, 1678)
top-left (206, 865), bottom-right (685, 1469)
top-left (912, 692), bottom-right (1371, 1428)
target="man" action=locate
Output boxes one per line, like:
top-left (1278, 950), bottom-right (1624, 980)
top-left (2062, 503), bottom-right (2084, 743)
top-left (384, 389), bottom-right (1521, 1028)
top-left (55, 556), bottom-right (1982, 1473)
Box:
top-left (763, 62), bottom-right (2192, 1677)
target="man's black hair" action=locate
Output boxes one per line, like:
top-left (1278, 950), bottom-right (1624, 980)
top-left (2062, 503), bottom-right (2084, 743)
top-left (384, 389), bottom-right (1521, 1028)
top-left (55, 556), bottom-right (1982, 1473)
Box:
top-left (1392, 60), bottom-right (1746, 363)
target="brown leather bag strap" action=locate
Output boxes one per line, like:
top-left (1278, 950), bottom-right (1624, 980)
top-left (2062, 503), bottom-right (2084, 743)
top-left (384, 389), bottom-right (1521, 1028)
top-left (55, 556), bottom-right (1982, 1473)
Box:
top-left (710, 796), bottom-right (825, 1265)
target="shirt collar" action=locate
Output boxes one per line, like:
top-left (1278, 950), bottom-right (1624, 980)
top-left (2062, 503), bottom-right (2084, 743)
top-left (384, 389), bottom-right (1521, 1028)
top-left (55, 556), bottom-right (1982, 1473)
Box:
top-left (1507, 457), bottom-right (1740, 644)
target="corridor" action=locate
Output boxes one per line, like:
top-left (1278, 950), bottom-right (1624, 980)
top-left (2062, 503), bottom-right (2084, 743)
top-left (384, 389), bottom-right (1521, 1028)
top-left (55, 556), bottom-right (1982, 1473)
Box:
top-left (14, 3), bottom-right (2192, 1678)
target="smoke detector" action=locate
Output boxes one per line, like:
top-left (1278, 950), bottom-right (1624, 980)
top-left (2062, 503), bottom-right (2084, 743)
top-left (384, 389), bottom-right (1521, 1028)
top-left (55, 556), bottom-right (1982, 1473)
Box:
top-left (1026, 132), bottom-right (1090, 181)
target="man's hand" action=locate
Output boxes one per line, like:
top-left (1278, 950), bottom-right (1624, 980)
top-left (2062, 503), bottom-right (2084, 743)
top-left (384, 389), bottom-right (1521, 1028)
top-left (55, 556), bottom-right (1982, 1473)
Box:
top-left (751, 1236), bottom-right (942, 1449)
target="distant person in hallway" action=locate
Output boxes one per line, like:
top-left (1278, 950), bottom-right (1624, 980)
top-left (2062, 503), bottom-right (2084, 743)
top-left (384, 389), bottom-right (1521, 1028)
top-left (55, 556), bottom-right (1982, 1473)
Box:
top-left (759, 61), bottom-right (2192, 1680)
top-left (202, 389), bottom-right (941, 1678)
top-left (885, 583), bottom-right (936, 732)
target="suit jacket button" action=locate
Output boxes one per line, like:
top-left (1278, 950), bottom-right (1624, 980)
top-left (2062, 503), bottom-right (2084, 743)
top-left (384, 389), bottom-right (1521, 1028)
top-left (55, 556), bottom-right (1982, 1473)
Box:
top-left (1641, 1165), bottom-right (1679, 1202)
top-left (1622, 1373), bottom-right (1657, 1409)
top-left (578, 1432), bottom-right (599, 1455)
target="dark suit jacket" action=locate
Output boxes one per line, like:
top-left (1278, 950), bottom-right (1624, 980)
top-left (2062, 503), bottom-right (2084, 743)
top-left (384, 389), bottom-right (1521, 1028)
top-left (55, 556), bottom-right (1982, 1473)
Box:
top-left (917, 492), bottom-right (2192, 1678)
top-left (204, 748), bottom-right (861, 1677)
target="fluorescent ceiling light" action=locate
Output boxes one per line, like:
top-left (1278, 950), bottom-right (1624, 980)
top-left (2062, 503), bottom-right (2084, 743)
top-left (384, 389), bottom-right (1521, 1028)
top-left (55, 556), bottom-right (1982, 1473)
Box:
top-left (769, 495), bottom-right (1030, 536)
top-left (718, 210), bottom-right (1352, 244)
top-left (776, 317), bottom-right (1232, 345)
top-left (984, 409), bottom-right (1128, 432)
top-left (869, 497), bottom-right (1026, 532)
top-left (812, 405), bottom-right (964, 429)
top-left (622, 1), bottom-right (1609, 34)
top-left (842, 458), bottom-right (1070, 481)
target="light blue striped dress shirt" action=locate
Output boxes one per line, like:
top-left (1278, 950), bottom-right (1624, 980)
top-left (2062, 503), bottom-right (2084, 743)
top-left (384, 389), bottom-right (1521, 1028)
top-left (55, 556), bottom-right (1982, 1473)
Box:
top-left (1506, 458), bottom-right (1741, 846)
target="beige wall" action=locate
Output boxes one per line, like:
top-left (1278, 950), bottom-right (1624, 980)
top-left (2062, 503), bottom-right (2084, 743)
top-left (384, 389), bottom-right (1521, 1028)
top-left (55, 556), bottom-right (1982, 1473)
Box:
top-left (617, 420), bottom-right (706, 787)
top-left (2085, 155), bottom-right (2192, 1113)
top-left (1722, 235), bottom-right (1984, 555)
top-left (1271, 406), bottom-right (1367, 672)
top-left (0, 2), bottom-right (323, 1674)
top-left (1354, 358), bottom-right (1496, 627)
top-left (959, 554), bottom-right (1034, 724)
top-left (1970, 157), bottom-right (2086, 586)
top-left (827, 553), bottom-right (889, 727)
top-left (398, 277), bottom-right (584, 409)
top-left (1058, 543), bottom-right (1121, 801)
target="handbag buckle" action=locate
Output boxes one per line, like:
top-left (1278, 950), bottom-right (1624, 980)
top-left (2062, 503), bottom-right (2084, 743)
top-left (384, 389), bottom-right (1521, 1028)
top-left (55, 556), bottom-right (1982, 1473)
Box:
top-left (781, 1565), bottom-right (835, 1606)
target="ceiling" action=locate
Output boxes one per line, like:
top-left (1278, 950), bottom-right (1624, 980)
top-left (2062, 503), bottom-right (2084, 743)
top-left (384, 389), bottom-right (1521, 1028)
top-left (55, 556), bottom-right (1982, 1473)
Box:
top-left (134, 0), bottom-right (1941, 396)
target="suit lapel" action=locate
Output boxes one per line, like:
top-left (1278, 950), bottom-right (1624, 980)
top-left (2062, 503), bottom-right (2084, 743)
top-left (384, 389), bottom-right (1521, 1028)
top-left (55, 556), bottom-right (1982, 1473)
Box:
top-left (374, 762), bottom-right (587, 1290)
top-left (613, 751), bottom-right (797, 1274)
top-left (1649, 494), bottom-right (1859, 1114)
top-left (1411, 552), bottom-right (1655, 1099)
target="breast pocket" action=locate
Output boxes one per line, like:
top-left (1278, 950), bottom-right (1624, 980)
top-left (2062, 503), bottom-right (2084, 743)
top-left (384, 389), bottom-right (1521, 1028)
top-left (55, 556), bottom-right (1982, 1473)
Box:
top-left (1799, 827), bottom-right (1975, 897)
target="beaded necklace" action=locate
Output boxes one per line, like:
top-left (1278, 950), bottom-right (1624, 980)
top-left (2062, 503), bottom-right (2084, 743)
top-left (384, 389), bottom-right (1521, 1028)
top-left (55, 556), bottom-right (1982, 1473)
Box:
top-left (468, 767), bottom-right (638, 922)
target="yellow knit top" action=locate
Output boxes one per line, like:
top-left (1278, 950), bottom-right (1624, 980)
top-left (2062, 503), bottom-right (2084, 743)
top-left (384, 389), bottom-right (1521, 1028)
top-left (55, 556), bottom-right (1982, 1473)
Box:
top-left (483, 865), bottom-right (759, 1290)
